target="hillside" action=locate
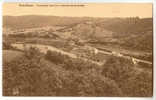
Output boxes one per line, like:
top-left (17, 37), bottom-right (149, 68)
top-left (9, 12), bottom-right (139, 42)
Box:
top-left (3, 15), bottom-right (91, 29)
top-left (96, 17), bottom-right (153, 37)
top-left (3, 15), bottom-right (153, 51)
top-left (3, 47), bottom-right (152, 96)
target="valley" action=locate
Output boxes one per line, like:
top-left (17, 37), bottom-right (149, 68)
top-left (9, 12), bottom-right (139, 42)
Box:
top-left (3, 15), bottom-right (153, 96)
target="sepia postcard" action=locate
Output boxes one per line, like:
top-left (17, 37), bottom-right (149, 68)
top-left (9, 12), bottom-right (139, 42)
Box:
top-left (2, 2), bottom-right (153, 97)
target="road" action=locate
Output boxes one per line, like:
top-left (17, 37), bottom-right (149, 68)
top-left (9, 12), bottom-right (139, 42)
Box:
top-left (11, 43), bottom-right (103, 66)
top-left (11, 43), bottom-right (152, 66)
top-left (97, 47), bottom-right (152, 65)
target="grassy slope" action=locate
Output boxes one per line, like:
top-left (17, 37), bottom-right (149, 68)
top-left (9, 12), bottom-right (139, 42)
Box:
top-left (3, 50), bottom-right (24, 63)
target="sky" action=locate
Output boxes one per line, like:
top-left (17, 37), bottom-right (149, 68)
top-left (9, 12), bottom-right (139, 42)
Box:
top-left (3, 3), bottom-right (153, 18)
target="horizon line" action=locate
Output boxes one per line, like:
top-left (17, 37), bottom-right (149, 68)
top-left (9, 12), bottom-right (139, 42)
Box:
top-left (2, 14), bottom-right (153, 19)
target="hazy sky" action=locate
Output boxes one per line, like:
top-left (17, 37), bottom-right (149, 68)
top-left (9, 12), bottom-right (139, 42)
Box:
top-left (3, 3), bottom-right (153, 18)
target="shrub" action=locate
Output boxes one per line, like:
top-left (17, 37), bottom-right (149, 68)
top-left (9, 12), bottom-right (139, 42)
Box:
top-left (63, 57), bottom-right (101, 73)
top-left (3, 42), bottom-right (13, 50)
top-left (45, 50), bottom-right (70, 64)
top-left (102, 56), bottom-right (134, 82)
top-left (45, 50), bottom-right (101, 72)
top-left (102, 56), bottom-right (153, 97)
top-left (120, 71), bottom-right (153, 97)
top-left (24, 47), bottom-right (42, 61)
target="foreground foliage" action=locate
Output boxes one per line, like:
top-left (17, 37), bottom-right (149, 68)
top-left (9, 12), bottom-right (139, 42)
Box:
top-left (3, 49), bottom-right (152, 96)
top-left (102, 56), bottom-right (153, 97)
top-left (3, 49), bottom-right (122, 96)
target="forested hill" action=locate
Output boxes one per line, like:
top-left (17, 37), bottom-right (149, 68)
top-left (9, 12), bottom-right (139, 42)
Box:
top-left (3, 15), bottom-right (91, 29)
top-left (96, 17), bottom-right (153, 37)
top-left (3, 16), bottom-right (153, 32)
